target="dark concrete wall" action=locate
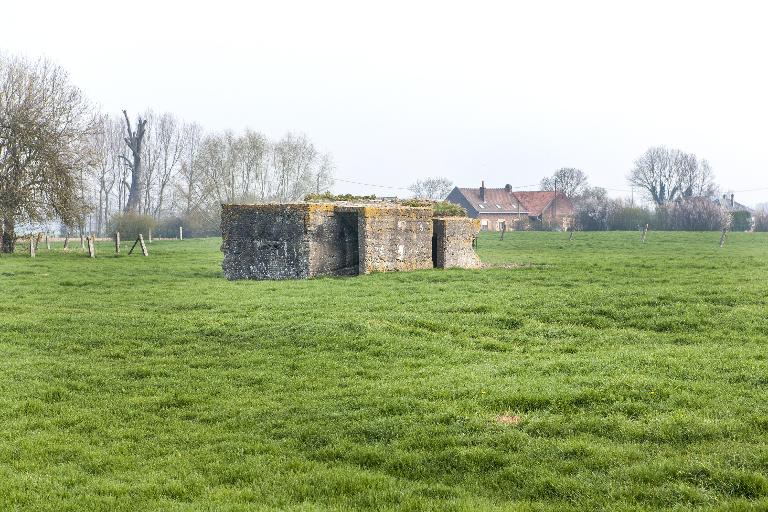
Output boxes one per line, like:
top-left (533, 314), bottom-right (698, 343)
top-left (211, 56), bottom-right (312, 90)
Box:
top-left (222, 203), bottom-right (363, 280)
top-left (221, 204), bottom-right (314, 280)
top-left (307, 209), bottom-right (359, 276)
top-left (433, 217), bottom-right (481, 269)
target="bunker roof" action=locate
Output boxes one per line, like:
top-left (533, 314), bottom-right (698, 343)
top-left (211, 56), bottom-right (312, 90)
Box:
top-left (222, 201), bottom-right (431, 213)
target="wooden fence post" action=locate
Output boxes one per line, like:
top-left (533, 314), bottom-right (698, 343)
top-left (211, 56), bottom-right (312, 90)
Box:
top-left (114, 232), bottom-right (121, 254)
top-left (179, 226), bottom-right (183, 241)
top-left (30, 236), bottom-right (36, 258)
top-left (45, 233), bottom-right (50, 251)
top-left (148, 228), bottom-right (152, 244)
top-left (641, 224), bottom-right (648, 243)
top-left (139, 233), bottom-right (148, 256)
top-left (87, 236), bottom-right (95, 258)
top-left (129, 234), bottom-right (149, 256)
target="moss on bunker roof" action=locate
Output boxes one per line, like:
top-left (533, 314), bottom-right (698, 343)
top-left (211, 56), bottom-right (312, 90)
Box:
top-left (223, 202), bottom-right (431, 213)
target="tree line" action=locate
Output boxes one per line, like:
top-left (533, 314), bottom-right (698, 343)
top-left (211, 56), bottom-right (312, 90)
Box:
top-left (537, 152), bottom-right (760, 232)
top-left (0, 55), bottom-right (334, 253)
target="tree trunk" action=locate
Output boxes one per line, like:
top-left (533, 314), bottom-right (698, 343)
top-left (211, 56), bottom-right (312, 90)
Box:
top-left (123, 111), bottom-right (147, 214)
top-left (1, 217), bottom-right (15, 253)
top-left (125, 152), bottom-right (143, 214)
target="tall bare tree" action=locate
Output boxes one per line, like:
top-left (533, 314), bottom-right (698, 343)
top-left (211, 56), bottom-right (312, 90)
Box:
top-left (541, 168), bottom-right (588, 198)
top-left (0, 55), bottom-right (97, 253)
top-left (628, 146), bottom-right (716, 205)
top-left (91, 114), bottom-right (124, 234)
top-left (121, 110), bottom-right (147, 214)
top-left (175, 122), bottom-right (203, 216)
top-left (150, 112), bottom-right (184, 218)
top-left (409, 177), bottom-right (453, 200)
top-left (272, 133), bottom-right (318, 201)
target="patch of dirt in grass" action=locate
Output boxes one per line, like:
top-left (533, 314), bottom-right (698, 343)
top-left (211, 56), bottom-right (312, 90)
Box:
top-left (495, 414), bottom-right (522, 426)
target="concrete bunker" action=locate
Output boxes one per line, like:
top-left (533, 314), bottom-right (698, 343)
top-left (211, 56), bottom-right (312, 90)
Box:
top-left (221, 202), bottom-right (477, 280)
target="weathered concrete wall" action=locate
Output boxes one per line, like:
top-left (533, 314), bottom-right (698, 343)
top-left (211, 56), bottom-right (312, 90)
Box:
top-left (433, 217), bottom-right (482, 269)
top-left (342, 205), bottom-right (433, 274)
top-left (307, 209), bottom-right (359, 276)
top-left (221, 204), bottom-right (312, 280)
top-left (221, 203), bottom-right (359, 280)
top-left (222, 202), bottom-right (437, 280)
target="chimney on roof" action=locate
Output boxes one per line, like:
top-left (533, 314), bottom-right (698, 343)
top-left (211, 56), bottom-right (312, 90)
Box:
top-left (480, 181), bottom-right (485, 202)
top-left (504, 184), bottom-right (512, 193)
top-left (731, 193), bottom-right (734, 207)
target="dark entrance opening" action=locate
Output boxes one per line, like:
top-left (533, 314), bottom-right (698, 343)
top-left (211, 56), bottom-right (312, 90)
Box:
top-left (335, 211), bottom-right (360, 275)
top-left (431, 233), bottom-right (437, 267)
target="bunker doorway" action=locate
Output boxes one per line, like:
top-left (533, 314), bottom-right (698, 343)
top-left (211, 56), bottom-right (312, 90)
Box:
top-left (335, 211), bottom-right (360, 276)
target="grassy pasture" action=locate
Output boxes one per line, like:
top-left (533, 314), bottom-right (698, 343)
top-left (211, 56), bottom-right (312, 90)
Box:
top-left (0, 231), bottom-right (767, 511)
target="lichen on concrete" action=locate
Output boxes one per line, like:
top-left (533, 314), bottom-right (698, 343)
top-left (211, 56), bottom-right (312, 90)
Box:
top-left (433, 217), bottom-right (482, 269)
top-left (221, 203), bottom-right (478, 280)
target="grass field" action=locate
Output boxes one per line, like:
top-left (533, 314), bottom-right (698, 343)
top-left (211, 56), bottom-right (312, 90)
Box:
top-left (1, 231), bottom-right (767, 511)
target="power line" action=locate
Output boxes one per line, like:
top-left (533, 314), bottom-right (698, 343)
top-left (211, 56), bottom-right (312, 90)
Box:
top-left (732, 187), bottom-right (768, 193)
top-left (334, 177), bottom-right (410, 191)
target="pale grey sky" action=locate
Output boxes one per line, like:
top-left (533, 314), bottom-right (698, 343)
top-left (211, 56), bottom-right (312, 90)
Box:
top-left (3, 0), bottom-right (767, 205)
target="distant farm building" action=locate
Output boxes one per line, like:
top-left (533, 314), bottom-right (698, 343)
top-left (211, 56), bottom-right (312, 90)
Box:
top-left (220, 203), bottom-right (480, 280)
top-left (714, 193), bottom-right (754, 231)
top-left (446, 182), bottom-right (574, 231)
top-left (714, 193), bottom-right (753, 216)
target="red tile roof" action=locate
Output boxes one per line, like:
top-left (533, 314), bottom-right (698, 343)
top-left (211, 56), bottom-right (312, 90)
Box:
top-left (452, 187), bottom-right (574, 216)
top-left (456, 187), bottom-right (525, 213)
top-left (513, 191), bottom-right (573, 216)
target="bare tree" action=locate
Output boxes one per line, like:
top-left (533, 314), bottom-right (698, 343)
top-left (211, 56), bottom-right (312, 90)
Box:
top-left (314, 153), bottom-right (335, 194)
top-left (121, 110), bottom-right (147, 214)
top-left (541, 168), bottom-right (588, 198)
top-left (409, 177), bottom-right (453, 200)
top-left (197, 132), bottom-right (229, 205)
top-left (151, 112), bottom-right (184, 218)
top-left (682, 158), bottom-right (718, 198)
top-left (91, 114), bottom-right (125, 234)
top-left (238, 129), bottom-right (270, 201)
top-left (628, 146), bottom-right (716, 205)
top-left (174, 122), bottom-right (204, 216)
top-left (0, 55), bottom-right (98, 253)
top-left (271, 133), bottom-right (319, 201)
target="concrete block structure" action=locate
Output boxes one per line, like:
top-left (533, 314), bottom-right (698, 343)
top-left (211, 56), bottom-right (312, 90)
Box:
top-left (337, 204), bottom-right (433, 274)
top-left (433, 217), bottom-right (482, 269)
top-left (221, 202), bottom-right (436, 280)
top-left (221, 203), bottom-right (358, 280)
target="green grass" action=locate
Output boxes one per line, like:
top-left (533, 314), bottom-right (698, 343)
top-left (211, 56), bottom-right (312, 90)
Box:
top-left (1, 232), bottom-right (767, 511)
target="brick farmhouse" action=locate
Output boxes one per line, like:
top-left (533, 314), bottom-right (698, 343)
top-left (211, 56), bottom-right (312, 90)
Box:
top-left (446, 182), bottom-right (574, 231)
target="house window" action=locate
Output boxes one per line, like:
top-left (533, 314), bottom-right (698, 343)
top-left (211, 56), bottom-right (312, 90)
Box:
top-left (480, 219), bottom-right (488, 231)
top-left (497, 220), bottom-right (506, 231)
top-left (478, 204), bottom-right (485, 209)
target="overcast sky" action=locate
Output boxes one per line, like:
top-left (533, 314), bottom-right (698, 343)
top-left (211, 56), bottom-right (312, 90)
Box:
top-left (2, 0), bottom-right (767, 205)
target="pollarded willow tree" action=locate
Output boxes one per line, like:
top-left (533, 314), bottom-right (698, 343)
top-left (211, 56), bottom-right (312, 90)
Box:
top-left (120, 110), bottom-right (147, 214)
top-left (0, 55), bottom-right (98, 253)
